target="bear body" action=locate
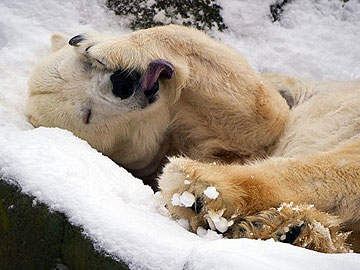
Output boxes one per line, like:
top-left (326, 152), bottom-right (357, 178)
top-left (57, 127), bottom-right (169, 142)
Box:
top-left (27, 25), bottom-right (360, 252)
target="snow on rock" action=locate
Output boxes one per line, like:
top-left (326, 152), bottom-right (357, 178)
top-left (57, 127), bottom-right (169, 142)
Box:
top-left (1, 0), bottom-right (360, 269)
top-left (203, 186), bottom-right (219, 199)
top-left (153, 10), bottom-right (172, 24)
top-left (217, 0), bottom-right (360, 81)
top-left (146, 0), bottom-right (156, 8)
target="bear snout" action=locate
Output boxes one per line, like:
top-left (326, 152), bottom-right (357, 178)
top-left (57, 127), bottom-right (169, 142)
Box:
top-left (110, 69), bottom-right (141, 100)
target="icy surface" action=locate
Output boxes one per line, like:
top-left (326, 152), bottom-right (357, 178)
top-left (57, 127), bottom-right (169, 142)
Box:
top-left (1, 0), bottom-right (360, 269)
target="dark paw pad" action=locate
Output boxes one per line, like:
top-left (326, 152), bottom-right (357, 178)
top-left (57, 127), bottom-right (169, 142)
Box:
top-left (190, 197), bottom-right (204, 214)
top-left (278, 223), bottom-right (305, 244)
top-left (251, 221), bottom-right (264, 230)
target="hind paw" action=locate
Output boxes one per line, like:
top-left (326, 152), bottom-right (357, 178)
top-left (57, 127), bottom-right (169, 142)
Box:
top-left (226, 203), bottom-right (350, 253)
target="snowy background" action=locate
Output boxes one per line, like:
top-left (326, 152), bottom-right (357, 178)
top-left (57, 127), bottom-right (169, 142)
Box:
top-left (0, 0), bottom-right (360, 269)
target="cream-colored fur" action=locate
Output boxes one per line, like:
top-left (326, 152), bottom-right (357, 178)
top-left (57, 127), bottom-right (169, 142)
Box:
top-left (26, 25), bottom-right (360, 252)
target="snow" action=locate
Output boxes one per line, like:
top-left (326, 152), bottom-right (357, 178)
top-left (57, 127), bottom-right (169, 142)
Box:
top-left (153, 191), bottom-right (169, 216)
top-left (153, 10), bottom-right (172, 25)
top-left (179, 191), bottom-right (196, 207)
top-left (171, 193), bottom-right (182, 206)
top-left (172, 191), bottom-right (195, 207)
top-left (197, 227), bottom-right (223, 240)
top-left (177, 219), bottom-right (190, 231)
top-left (1, 0), bottom-right (360, 269)
top-left (185, 239), bottom-right (359, 270)
top-left (217, 0), bottom-right (360, 80)
top-left (205, 209), bottom-right (234, 233)
top-left (203, 186), bottom-right (219, 199)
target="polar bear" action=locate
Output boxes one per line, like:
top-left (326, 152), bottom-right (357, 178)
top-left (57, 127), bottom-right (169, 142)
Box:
top-left (27, 25), bottom-right (360, 253)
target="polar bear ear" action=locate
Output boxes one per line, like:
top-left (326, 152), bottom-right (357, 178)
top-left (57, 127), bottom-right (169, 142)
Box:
top-left (50, 33), bottom-right (69, 52)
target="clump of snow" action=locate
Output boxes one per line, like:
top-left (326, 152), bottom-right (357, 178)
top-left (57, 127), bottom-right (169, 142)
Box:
top-left (1, 0), bottom-right (360, 269)
top-left (205, 209), bottom-right (234, 233)
top-left (180, 191), bottom-right (195, 207)
top-left (171, 193), bottom-right (181, 206)
top-left (277, 202), bottom-right (315, 212)
top-left (203, 186), bottom-right (219, 199)
top-left (197, 227), bottom-right (223, 240)
top-left (171, 191), bottom-right (195, 208)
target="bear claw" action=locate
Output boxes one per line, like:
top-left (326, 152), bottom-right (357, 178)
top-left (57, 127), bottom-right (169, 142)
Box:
top-left (68, 35), bottom-right (85, 46)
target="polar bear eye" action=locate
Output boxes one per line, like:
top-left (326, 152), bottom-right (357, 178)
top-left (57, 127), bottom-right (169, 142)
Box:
top-left (81, 59), bottom-right (93, 72)
top-left (80, 52), bottom-right (107, 71)
top-left (80, 57), bottom-right (107, 73)
top-left (95, 58), bottom-right (105, 66)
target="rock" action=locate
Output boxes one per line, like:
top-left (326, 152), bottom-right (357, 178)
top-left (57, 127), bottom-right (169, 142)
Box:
top-left (106, 0), bottom-right (227, 31)
top-left (0, 180), bottom-right (128, 270)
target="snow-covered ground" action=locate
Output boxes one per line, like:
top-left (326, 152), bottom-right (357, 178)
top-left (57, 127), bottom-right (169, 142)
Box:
top-left (1, 0), bottom-right (360, 269)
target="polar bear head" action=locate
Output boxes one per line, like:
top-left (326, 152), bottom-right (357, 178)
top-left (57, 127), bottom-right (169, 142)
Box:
top-left (27, 25), bottom-right (289, 182)
top-left (26, 29), bottom-right (189, 168)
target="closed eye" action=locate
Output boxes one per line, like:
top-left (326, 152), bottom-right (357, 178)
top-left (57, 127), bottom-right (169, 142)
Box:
top-left (81, 56), bottom-right (107, 72)
top-left (81, 59), bottom-right (93, 72)
top-left (83, 46), bottom-right (108, 70)
top-left (95, 58), bottom-right (105, 66)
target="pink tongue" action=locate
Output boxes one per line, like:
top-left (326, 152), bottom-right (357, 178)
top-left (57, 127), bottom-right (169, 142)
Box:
top-left (141, 59), bottom-right (174, 92)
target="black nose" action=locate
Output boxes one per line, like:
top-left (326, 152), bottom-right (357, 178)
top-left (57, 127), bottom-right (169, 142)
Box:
top-left (110, 70), bottom-right (141, 100)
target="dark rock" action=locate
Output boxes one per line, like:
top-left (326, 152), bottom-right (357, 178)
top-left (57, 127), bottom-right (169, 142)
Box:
top-left (106, 0), bottom-right (227, 31)
top-left (0, 180), bottom-right (128, 270)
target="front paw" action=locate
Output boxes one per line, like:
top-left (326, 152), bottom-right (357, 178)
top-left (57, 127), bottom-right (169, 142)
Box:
top-left (158, 157), bottom-right (245, 234)
top-left (68, 33), bottom-right (116, 70)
